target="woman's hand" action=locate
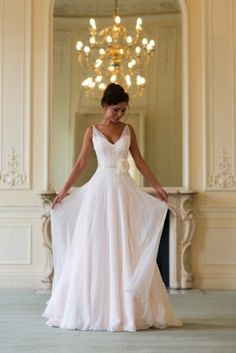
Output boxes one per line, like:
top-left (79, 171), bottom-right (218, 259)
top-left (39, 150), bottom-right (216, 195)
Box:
top-left (155, 185), bottom-right (168, 203)
top-left (52, 190), bottom-right (68, 209)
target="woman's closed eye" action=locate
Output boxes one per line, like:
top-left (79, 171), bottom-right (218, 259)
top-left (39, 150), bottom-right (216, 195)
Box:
top-left (113, 108), bottom-right (126, 113)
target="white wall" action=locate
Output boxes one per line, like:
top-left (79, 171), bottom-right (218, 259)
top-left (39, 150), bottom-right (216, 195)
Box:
top-left (0, 0), bottom-right (235, 289)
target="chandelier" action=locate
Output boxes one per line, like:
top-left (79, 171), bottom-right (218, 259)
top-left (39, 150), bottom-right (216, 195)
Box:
top-left (75, 0), bottom-right (155, 98)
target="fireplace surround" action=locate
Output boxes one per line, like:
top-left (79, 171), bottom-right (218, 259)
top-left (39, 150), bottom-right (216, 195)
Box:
top-left (40, 188), bottom-right (195, 290)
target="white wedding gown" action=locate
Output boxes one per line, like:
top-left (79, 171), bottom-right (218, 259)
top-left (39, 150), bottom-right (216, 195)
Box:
top-left (42, 124), bottom-right (183, 331)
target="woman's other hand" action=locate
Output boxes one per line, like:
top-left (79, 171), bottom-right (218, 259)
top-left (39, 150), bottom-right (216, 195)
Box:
top-left (155, 185), bottom-right (168, 203)
top-left (52, 190), bottom-right (67, 209)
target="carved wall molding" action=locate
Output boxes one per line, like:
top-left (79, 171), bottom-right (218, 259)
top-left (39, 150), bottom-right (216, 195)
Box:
top-left (0, 147), bottom-right (27, 187)
top-left (179, 194), bottom-right (195, 287)
top-left (204, 0), bottom-right (236, 190)
top-left (40, 192), bottom-right (56, 290)
top-left (0, 205), bottom-right (42, 219)
top-left (208, 149), bottom-right (236, 189)
top-left (167, 190), bottom-right (196, 289)
top-left (0, 0), bottom-right (31, 190)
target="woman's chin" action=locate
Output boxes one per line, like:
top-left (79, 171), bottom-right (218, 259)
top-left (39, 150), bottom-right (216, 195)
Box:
top-left (109, 118), bottom-right (122, 124)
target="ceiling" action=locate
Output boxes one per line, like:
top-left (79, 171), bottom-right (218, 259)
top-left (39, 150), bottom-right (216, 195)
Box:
top-left (54, 0), bottom-right (181, 18)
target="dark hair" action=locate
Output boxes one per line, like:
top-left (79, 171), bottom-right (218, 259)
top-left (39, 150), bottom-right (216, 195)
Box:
top-left (101, 83), bottom-right (129, 107)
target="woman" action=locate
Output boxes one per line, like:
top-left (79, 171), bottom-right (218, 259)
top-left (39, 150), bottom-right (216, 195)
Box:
top-left (42, 83), bottom-right (182, 331)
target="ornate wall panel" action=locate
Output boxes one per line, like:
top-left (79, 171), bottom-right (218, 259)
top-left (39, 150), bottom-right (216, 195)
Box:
top-left (193, 206), bottom-right (236, 289)
top-left (203, 227), bottom-right (236, 266)
top-left (0, 0), bottom-right (31, 189)
top-left (0, 225), bottom-right (32, 264)
top-left (205, 0), bottom-right (236, 190)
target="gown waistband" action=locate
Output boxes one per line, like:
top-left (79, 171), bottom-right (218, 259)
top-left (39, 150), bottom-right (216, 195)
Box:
top-left (97, 159), bottom-right (130, 174)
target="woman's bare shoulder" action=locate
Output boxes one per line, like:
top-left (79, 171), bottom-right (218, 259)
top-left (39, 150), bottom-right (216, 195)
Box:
top-left (85, 125), bottom-right (93, 132)
top-left (127, 123), bottom-right (135, 133)
top-left (84, 126), bottom-right (93, 139)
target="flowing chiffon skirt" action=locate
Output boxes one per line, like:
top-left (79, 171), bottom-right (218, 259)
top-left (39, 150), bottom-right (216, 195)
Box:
top-left (42, 168), bottom-right (182, 331)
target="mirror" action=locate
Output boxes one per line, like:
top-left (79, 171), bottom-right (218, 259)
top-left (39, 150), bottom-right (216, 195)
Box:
top-left (51, 0), bottom-right (182, 190)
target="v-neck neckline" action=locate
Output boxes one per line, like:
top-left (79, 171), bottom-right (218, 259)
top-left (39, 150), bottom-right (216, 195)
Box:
top-left (93, 124), bottom-right (127, 145)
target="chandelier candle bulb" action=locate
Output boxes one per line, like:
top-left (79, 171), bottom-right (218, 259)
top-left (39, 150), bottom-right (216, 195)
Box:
top-left (89, 37), bottom-right (96, 45)
top-left (98, 83), bottom-right (106, 90)
top-left (136, 17), bottom-right (143, 31)
top-left (114, 15), bottom-right (121, 24)
top-left (136, 75), bottom-right (145, 86)
top-left (146, 43), bottom-right (154, 52)
top-left (89, 18), bottom-right (96, 30)
top-left (95, 75), bottom-right (102, 83)
top-left (76, 41), bottom-right (83, 51)
top-left (125, 74), bottom-right (132, 86)
top-left (126, 36), bottom-right (133, 45)
top-left (82, 77), bottom-right (93, 87)
top-left (136, 17), bottom-right (142, 26)
top-left (106, 36), bottom-right (113, 44)
top-left (88, 81), bottom-right (96, 88)
top-left (142, 38), bottom-right (148, 46)
top-left (83, 46), bottom-right (90, 55)
top-left (135, 46), bottom-right (141, 55)
top-left (99, 48), bottom-right (105, 55)
top-left (95, 59), bottom-right (103, 68)
top-left (149, 39), bottom-right (155, 48)
top-left (110, 74), bottom-right (117, 82)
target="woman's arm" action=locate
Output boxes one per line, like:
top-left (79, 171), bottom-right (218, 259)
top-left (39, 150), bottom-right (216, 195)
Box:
top-left (128, 124), bottom-right (168, 202)
top-left (52, 126), bottom-right (93, 208)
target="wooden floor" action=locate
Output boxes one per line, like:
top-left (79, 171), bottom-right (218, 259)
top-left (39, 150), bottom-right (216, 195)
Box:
top-left (0, 289), bottom-right (236, 353)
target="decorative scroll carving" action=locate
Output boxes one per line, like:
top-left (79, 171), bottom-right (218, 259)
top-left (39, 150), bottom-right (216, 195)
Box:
top-left (0, 147), bottom-right (27, 187)
top-left (179, 195), bottom-right (195, 288)
top-left (208, 149), bottom-right (236, 188)
top-left (40, 192), bottom-right (57, 290)
top-left (167, 191), bottom-right (196, 289)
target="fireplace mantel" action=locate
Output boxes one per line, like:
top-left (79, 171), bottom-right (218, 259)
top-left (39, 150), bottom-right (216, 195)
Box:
top-left (39, 188), bottom-right (196, 290)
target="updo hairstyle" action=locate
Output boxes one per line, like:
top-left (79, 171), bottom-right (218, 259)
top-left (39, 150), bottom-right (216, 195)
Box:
top-left (101, 83), bottom-right (129, 107)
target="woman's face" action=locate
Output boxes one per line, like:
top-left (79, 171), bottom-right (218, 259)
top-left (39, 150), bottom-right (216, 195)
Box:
top-left (104, 102), bottom-right (128, 123)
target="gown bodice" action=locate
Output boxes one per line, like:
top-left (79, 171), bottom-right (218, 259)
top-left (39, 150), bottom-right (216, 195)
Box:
top-left (92, 124), bottom-right (130, 168)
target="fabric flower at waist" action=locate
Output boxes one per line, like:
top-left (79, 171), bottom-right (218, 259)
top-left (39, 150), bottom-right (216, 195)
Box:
top-left (116, 159), bottom-right (130, 175)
